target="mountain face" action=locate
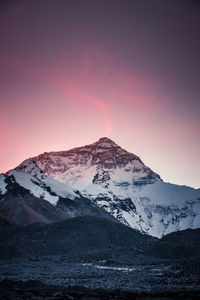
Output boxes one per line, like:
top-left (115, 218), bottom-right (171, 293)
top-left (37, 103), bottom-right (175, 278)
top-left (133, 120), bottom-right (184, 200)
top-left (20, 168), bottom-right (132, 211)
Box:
top-left (0, 174), bottom-right (116, 227)
top-left (1, 137), bottom-right (200, 237)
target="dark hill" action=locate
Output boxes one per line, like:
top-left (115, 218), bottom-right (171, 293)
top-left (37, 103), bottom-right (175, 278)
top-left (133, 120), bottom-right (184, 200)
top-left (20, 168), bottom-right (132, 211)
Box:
top-left (0, 217), bottom-right (23, 258)
top-left (155, 228), bottom-right (200, 259)
top-left (2, 216), bottom-right (156, 258)
top-left (0, 217), bottom-right (20, 241)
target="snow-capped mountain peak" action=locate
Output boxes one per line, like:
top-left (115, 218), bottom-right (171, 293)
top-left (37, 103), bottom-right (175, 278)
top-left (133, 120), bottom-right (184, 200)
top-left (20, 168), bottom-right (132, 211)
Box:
top-left (33, 137), bottom-right (161, 185)
top-left (93, 137), bottom-right (121, 148)
top-left (1, 137), bottom-right (200, 237)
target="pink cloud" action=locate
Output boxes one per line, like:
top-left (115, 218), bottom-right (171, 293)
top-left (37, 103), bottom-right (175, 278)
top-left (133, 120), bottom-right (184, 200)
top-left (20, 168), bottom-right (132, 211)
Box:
top-left (53, 79), bottom-right (112, 135)
top-left (0, 44), bottom-right (162, 137)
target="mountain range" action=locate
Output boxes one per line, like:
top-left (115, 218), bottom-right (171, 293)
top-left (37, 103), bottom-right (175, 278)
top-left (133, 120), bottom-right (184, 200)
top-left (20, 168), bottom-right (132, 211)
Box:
top-left (1, 137), bottom-right (200, 237)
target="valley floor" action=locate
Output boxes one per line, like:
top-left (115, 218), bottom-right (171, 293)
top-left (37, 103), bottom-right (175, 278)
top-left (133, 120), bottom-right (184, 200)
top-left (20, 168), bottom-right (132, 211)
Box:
top-left (0, 255), bottom-right (200, 299)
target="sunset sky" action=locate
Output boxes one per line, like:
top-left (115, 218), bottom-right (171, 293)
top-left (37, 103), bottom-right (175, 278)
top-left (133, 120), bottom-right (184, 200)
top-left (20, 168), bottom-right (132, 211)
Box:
top-left (0, 0), bottom-right (200, 188)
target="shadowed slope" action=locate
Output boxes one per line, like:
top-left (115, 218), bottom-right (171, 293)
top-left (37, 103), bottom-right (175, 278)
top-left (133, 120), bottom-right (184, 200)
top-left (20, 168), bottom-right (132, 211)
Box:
top-left (155, 228), bottom-right (200, 258)
top-left (0, 179), bottom-right (117, 226)
top-left (2, 216), bottom-right (156, 258)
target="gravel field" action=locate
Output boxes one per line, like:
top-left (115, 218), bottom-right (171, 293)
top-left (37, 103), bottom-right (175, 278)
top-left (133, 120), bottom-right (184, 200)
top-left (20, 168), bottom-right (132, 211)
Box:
top-left (0, 256), bottom-right (200, 299)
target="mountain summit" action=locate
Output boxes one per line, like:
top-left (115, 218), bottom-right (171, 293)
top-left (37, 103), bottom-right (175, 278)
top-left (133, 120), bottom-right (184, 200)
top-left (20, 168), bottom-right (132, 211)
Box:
top-left (1, 138), bottom-right (200, 237)
top-left (33, 137), bottom-right (161, 185)
top-left (94, 137), bottom-right (120, 147)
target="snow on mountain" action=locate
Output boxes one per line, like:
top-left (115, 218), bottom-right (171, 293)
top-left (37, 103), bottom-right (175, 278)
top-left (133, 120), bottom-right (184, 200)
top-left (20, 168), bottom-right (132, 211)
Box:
top-left (0, 162), bottom-right (117, 226)
top-left (7, 158), bottom-right (77, 204)
top-left (0, 174), bottom-right (7, 196)
top-left (30, 137), bottom-right (200, 237)
top-left (3, 137), bottom-right (200, 237)
top-left (34, 137), bottom-right (160, 187)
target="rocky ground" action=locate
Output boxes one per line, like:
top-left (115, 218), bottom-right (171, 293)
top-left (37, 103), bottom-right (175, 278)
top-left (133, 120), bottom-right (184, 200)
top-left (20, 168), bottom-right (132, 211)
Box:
top-left (0, 255), bottom-right (200, 299)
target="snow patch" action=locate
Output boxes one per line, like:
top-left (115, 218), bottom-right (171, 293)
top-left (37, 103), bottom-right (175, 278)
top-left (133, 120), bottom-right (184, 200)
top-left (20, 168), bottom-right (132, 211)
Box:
top-left (0, 174), bottom-right (7, 195)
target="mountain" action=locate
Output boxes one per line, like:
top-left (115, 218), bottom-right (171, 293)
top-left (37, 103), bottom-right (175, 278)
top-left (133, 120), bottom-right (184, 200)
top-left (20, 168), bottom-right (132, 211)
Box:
top-left (1, 216), bottom-right (199, 260)
top-left (0, 175), bottom-right (116, 226)
top-left (6, 159), bottom-right (77, 204)
top-left (1, 137), bottom-right (200, 237)
top-left (0, 216), bottom-right (156, 258)
top-left (0, 174), bottom-right (7, 195)
top-left (0, 183), bottom-right (67, 226)
top-left (154, 228), bottom-right (200, 259)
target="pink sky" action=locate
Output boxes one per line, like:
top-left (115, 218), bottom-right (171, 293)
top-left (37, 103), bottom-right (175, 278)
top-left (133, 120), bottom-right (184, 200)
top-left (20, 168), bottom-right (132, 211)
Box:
top-left (0, 1), bottom-right (199, 188)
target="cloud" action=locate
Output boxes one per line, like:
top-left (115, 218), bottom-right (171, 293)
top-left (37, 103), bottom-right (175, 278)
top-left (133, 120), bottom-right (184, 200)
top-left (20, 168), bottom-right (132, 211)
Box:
top-left (54, 79), bottom-right (112, 135)
top-left (0, 44), bottom-right (162, 135)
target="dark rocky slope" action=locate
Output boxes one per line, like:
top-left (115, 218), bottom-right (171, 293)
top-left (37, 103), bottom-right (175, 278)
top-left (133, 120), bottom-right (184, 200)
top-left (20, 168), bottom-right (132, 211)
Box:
top-left (1, 216), bottom-right (156, 258)
top-left (0, 179), bottom-right (117, 226)
top-left (155, 228), bottom-right (200, 259)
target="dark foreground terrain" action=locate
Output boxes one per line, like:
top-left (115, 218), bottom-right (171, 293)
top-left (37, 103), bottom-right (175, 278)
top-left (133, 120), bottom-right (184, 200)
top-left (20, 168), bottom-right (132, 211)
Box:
top-left (0, 281), bottom-right (200, 300)
top-left (0, 255), bottom-right (200, 299)
top-left (0, 216), bottom-right (200, 299)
